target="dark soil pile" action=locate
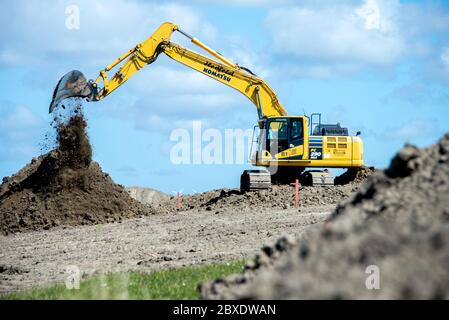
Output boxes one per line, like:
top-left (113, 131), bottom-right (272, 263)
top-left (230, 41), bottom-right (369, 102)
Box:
top-left (334, 166), bottom-right (376, 185)
top-left (200, 133), bottom-right (449, 299)
top-left (0, 114), bottom-right (154, 235)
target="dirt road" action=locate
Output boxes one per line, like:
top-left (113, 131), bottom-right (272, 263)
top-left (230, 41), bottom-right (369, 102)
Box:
top-left (0, 205), bottom-right (332, 294)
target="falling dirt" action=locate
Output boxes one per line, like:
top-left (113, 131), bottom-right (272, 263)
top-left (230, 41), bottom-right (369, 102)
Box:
top-left (200, 133), bottom-right (449, 299)
top-left (0, 102), bottom-right (155, 235)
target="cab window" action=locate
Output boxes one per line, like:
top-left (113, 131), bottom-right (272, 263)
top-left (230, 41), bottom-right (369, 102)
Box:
top-left (267, 119), bottom-right (289, 153)
top-left (267, 120), bottom-right (288, 140)
top-left (290, 119), bottom-right (303, 140)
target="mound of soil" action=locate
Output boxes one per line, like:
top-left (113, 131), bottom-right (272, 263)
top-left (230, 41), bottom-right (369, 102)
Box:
top-left (334, 166), bottom-right (376, 185)
top-left (0, 113), bottom-right (154, 235)
top-left (154, 183), bottom-right (360, 214)
top-left (126, 187), bottom-right (170, 205)
top-left (200, 133), bottom-right (449, 299)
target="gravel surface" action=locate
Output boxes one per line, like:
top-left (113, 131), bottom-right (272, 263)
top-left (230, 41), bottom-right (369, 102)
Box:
top-left (0, 205), bottom-right (332, 294)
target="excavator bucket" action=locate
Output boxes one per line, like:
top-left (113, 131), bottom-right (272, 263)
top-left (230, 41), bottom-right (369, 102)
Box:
top-left (49, 70), bottom-right (93, 113)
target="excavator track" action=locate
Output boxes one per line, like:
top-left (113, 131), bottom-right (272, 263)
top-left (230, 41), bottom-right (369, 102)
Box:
top-left (301, 170), bottom-right (334, 186)
top-left (240, 170), bottom-right (271, 192)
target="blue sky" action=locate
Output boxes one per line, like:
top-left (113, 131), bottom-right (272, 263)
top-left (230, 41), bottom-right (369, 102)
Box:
top-left (1, 0), bottom-right (449, 193)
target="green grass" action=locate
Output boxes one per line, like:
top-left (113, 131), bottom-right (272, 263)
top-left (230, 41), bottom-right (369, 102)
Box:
top-left (2, 260), bottom-right (245, 300)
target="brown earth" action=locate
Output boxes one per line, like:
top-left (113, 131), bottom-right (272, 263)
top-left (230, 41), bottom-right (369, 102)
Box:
top-left (0, 112), bottom-right (154, 235)
top-left (0, 205), bottom-right (333, 294)
top-left (200, 134), bottom-right (449, 299)
top-left (153, 183), bottom-right (363, 215)
top-left (334, 165), bottom-right (376, 185)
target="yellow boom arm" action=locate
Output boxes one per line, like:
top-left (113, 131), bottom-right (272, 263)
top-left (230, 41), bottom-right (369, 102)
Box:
top-left (91, 22), bottom-right (287, 118)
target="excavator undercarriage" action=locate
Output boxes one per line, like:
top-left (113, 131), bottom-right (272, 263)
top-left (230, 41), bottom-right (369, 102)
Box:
top-left (240, 170), bottom-right (272, 191)
top-left (240, 168), bottom-right (335, 192)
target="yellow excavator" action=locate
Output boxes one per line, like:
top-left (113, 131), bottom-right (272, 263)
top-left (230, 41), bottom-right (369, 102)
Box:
top-left (49, 22), bottom-right (364, 191)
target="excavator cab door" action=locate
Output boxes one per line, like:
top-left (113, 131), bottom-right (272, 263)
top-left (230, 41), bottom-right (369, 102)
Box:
top-left (266, 118), bottom-right (289, 155)
top-left (289, 118), bottom-right (305, 149)
top-left (263, 117), bottom-right (305, 159)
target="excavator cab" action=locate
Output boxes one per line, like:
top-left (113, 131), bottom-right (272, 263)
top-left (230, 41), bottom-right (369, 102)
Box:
top-left (258, 117), bottom-right (306, 159)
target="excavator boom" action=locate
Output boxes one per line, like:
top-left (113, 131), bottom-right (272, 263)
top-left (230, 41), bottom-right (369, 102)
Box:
top-left (49, 22), bottom-right (287, 119)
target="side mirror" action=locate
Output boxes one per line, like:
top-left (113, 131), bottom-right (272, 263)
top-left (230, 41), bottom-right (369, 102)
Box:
top-left (356, 131), bottom-right (361, 136)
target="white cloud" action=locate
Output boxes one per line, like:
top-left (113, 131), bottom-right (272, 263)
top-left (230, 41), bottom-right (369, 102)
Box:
top-left (220, 34), bottom-right (272, 78)
top-left (0, 105), bottom-right (46, 161)
top-left (385, 119), bottom-right (438, 141)
top-left (264, 0), bottom-right (449, 78)
top-left (129, 65), bottom-right (226, 96)
top-left (274, 61), bottom-right (362, 79)
top-left (182, 0), bottom-right (294, 7)
top-left (356, 0), bottom-right (393, 32)
top-left (0, 0), bottom-right (217, 67)
top-left (265, 0), bottom-right (404, 67)
top-left (441, 47), bottom-right (449, 70)
top-left (97, 87), bottom-right (247, 134)
top-left (0, 106), bottom-right (43, 130)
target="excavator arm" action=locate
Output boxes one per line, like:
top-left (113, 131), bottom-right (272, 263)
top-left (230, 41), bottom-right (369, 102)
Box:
top-left (49, 22), bottom-right (287, 119)
top-left (90, 22), bottom-right (176, 101)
